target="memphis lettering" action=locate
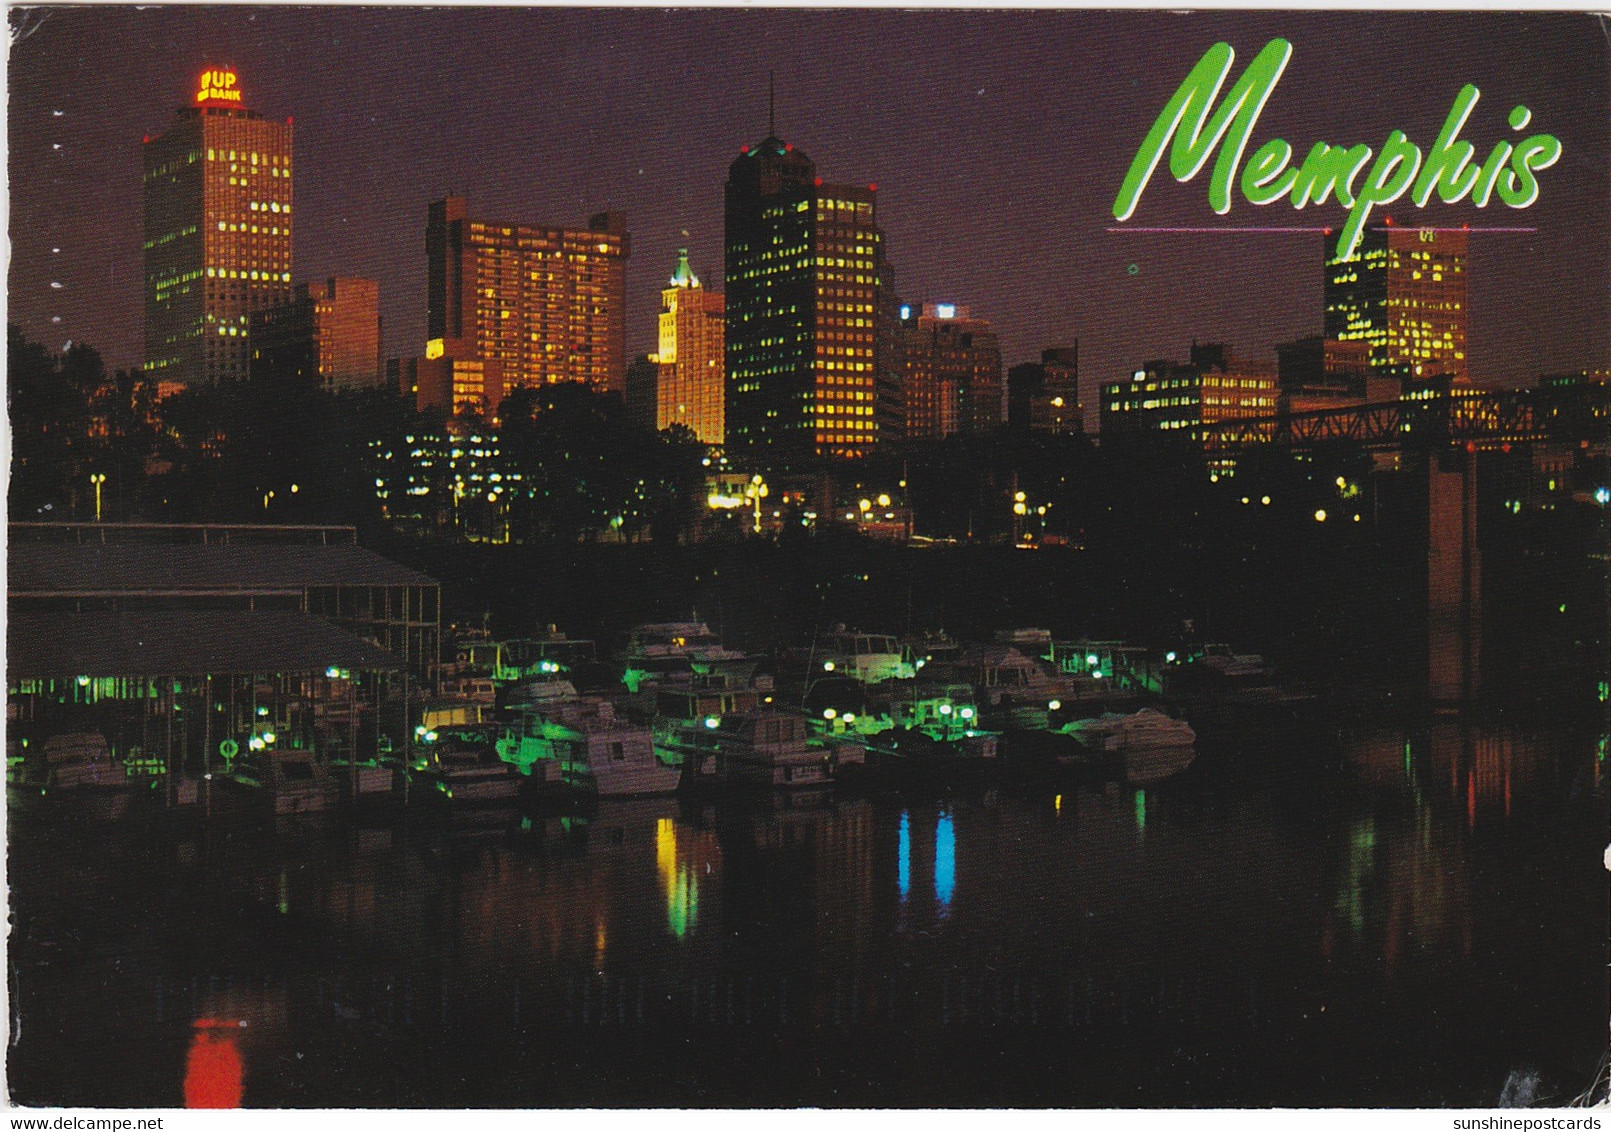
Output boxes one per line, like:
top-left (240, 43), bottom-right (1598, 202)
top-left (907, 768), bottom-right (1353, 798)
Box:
top-left (1112, 39), bottom-right (1562, 260)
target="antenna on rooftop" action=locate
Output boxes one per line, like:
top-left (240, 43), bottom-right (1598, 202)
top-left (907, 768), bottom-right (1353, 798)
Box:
top-left (769, 71), bottom-right (775, 136)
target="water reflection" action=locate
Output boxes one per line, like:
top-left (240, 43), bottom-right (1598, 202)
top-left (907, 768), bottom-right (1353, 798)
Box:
top-left (6, 719), bottom-right (1603, 1107)
top-left (934, 810), bottom-right (955, 914)
top-left (183, 1022), bottom-right (243, 1109)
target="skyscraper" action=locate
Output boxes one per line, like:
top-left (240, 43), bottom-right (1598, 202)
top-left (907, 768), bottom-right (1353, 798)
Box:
top-left (426, 196), bottom-right (630, 405)
top-left (652, 249), bottom-right (725, 445)
top-left (898, 303), bottom-right (1003, 438)
top-left (1325, 221), bottom-right (1468, 385)
top-left (143, 67), bottom-right (292, 386)
top-left (724, 134), bottom-right (884, 461)
top-left (250, 277), bottom-right (382, 392)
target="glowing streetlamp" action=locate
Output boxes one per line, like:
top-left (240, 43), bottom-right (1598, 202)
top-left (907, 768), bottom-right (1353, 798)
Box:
top-left (89, 473), bottom-right (106, 522)
top-left (744, 474), bottom-right (769, 534)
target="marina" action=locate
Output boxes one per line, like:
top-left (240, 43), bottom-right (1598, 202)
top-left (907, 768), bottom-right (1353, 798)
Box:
top-left (6, 715), bottom-right (1602, 1107)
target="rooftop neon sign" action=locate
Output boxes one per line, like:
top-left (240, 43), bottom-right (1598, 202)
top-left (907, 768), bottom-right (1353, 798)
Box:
top-left (1112, 39), bottom-right (1561, 260)
top-left (196, 69), bottom-right (242, 105)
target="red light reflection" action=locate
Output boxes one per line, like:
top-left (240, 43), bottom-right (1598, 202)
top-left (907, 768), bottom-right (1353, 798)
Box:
top-left (184, 1020), bottom-right (244, 1108)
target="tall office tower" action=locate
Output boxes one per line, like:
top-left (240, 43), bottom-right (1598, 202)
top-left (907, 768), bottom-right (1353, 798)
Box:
top-left (899, 303), bottom-right (1003, 437)
top-left (143, 67), bottom-right (293, 386)
top-left (652, 249), bottom-right (726, 444)
top-left (1325, 220), bottom-right (1468, 385)
top-left (725, 134), bottom-right (884, 461)
top-left (426, 196), bottom-right (631, 404)
top-left (251, 277), bottom-right (382, 391)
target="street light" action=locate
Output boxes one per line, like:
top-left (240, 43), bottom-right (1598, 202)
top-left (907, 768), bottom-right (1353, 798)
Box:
top-left (89, 473), bottom-right (106, 522)
top-left (745, 474), bottom-right (769, 534)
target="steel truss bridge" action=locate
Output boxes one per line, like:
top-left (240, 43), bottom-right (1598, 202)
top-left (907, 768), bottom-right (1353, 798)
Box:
top-left (1204, 386), bottom-right (1607, 452)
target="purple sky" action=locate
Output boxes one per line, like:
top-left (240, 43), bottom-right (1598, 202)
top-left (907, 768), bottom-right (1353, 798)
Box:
top-left (9, 8), bottom-right (1608, 389)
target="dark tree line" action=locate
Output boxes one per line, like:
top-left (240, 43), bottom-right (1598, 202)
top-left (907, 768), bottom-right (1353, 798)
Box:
top-left (487, 383), bottom-right (707, 544)
top-left (7, 325), bottom-right (709, 542)
top-left (9, 326), bottom-right (157, 522)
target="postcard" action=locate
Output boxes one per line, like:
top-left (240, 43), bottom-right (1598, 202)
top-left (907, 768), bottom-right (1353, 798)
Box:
top-left (6, 6), bottom-right (1607, 1113)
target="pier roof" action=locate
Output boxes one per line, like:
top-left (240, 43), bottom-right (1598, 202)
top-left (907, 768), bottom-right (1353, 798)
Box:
top-left (8, 542), bottom-right (435, 597)
top-left (8, 610), bottom-right (400, 677)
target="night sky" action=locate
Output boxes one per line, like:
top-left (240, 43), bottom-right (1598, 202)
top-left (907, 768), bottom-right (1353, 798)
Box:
top-left (8, 7), bottom-right (1609, 390)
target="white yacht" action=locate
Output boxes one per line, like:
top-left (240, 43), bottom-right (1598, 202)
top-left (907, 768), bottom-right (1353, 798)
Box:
top-left (805, 627), bottom-right (913, 685)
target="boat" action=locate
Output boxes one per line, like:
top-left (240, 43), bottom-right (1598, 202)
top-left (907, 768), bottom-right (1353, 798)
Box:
top-left (1123, 744), bottom-right (1197, 785)
top-left (797, 626), bottom-right (914, 685)
top-left (328, 755), bottom-right (401, 801)
top-left (229, 749), bottom-right (340, 814)
top-left (620, 622), bottom-right (759, 698)
top-left (1062, 708), bottom-right (1196, 753)
top-left (921, 643), bottom-right (1087, 728)
top-left (411, 729), bottom-right (525, 804)
top-left (500, 627), bottom-right (599, 679)
top-left (1160, 644), bottom-right (1316, 717)
top-left (859, 725), bottom-right (995, 787)
top-left (37, 732), bottom-right (129, 792)
top-left (501, 688), bottom-right (679, 797)
top-left (497, 627), bottom-right (614, 702)
top-left (704, 711), bottom-right (842, 790)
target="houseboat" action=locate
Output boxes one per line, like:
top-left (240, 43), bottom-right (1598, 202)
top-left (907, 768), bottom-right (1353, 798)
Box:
top-left (502, 687), bottom-right (679, 797)
top-left (708, 711), bottom-right (841, 790)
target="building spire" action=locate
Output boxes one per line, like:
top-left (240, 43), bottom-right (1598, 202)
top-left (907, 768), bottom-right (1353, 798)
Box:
top-left (769, 71), bottom-right (775, 136)
top-left (669, 247), bottom-right (699, 289)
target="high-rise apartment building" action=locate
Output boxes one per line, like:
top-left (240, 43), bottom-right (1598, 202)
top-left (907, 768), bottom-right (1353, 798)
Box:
top-left (1325, 220), bottom-right (1468, 385)
top-left (250, 277), bottom-right (382, 391)
top-left (652, 249), bottom-right (725, 445)
top-left (143, 67), bottom-right (292, 386)
top-left (724, 135), bottom-right (884, 461)
top-left (426, 196), bottom-right (630, 406)
top-left (898, 303), bottom-right (1003, 439)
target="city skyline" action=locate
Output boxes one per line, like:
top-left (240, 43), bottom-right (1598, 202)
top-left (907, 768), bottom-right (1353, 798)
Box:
top-left (8, 8), bottom-right (1608, 395)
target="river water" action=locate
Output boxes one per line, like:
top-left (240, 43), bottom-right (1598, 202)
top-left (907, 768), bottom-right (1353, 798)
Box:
top-left (7, 717), bottom-right (1606, 1108)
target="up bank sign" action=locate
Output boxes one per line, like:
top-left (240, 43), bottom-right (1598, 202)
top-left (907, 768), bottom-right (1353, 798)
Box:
top-left (1112, 39), bottom-right (1561, 260)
